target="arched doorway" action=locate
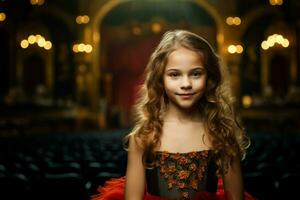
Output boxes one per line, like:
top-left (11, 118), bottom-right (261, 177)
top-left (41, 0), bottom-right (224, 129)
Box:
top-left (240, 14), bottom-right (276, 97)
top-left (23, 54), bottom-right (46, 97)
top-left (98, 0), bottom-right (218, 128)
top-left (269, 53), bottom-right (290, 97)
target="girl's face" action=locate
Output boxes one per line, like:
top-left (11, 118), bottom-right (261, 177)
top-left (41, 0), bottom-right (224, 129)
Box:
top-left (163, 47), bottom-right (207, 110)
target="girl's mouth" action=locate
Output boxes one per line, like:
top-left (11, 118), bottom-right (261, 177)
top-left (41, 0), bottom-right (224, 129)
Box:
top-left (177, 93), bottom-right (195, 99)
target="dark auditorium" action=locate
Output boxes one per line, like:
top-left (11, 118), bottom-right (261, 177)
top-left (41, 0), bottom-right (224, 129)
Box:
top-left (0, 0), bottom-right (299, 200)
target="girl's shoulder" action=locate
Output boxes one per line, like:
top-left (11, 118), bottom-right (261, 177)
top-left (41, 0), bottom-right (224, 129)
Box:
top-left (127, 131), bottom-right (156, 150)
top-left (126, 133), bottom-right (144, 152)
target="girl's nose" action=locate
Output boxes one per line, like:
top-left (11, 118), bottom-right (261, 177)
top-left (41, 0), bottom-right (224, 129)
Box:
top-left (180, 76), bottom-right (192, 89)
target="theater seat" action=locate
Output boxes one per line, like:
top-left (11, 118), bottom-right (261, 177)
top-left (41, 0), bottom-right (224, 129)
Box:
top-left (32, 172), bottom-right (89, 200)
top-left (277, 173), bottom-right (300, 199)
top-left (0, 173), bottom-right (31, 200)
top-left (87, 171), bottom-right (121, 195)
top-left (243, 171), bottom-right (278, 200)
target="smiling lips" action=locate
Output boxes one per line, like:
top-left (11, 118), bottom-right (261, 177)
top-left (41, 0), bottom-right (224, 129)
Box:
top-left (177, 93), bottom-right (195, 95)
top-left (176, 93), bottom-right (195, 99)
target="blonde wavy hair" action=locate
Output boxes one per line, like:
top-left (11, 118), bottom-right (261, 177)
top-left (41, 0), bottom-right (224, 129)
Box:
top-left (124, 30), bottom-right (250, 174)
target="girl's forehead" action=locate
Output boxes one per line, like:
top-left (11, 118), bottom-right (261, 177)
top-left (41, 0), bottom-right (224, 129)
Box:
top-left (167, 47), bottom-right (204, 60)
top-left (164, 48), bottom-right (205, 70)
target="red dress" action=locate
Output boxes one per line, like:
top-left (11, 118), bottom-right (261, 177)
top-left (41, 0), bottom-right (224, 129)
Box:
top-left (91, 150), bottom-right (256, 200)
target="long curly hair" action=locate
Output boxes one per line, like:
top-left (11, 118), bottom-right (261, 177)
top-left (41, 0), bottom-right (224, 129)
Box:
top-left (124, 30), bottom-right (250, 174)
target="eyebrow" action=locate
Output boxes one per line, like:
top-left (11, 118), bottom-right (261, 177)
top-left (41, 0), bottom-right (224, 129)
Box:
top-left (165, 67), bottom-right (205, 72)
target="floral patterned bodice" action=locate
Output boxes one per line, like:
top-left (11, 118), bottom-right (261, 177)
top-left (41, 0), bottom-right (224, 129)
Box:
top-left (146, 150), bottom-right (218, 199)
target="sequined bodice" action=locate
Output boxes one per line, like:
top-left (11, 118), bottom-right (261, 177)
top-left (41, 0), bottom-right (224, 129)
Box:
top-left (146, 150), bottom-right (218, 199)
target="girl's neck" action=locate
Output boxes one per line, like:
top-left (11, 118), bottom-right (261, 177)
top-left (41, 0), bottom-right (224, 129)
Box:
top-left (163, 104), bottom-right (203, 123)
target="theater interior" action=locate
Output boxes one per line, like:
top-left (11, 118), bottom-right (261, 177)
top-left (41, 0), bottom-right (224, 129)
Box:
top-left (0, 0), bottom-right (299, 199)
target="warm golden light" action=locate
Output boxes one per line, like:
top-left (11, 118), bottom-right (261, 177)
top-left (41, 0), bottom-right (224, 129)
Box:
top-left (275, 34), bottom-right (284, 44)
top-left (233, 17), bottom-right (241, 25)
top-left (228, 45), bottom-right (236, 54)
top-left (261, 41), bottom-right (269, 50)
top-left (28, 35), bottom-right (36, 44)
top-left (236, 45), bottom-right (243, 53)
top-left (82, 15), bottom-right (90, 24)
top-left (78, 43), bottom-right (85, 52)
top-left (282, 39), bottom-right (289, 47)
top-left (267, 39), bottom-right (275, 47)
top-left (30, 0), bottom-right (38, 5)
top-left (226, 17), bottom-right (233, 25)
top-left (269, 0), bottom-right (283, 6)
top-left (21, 34), bottom-right (52, 50)
top-left (37, 37), bottom-right (46, 47)
top-left (0, 12), bottom-right (6, 22)
top-left (20, 40), bottom-right (29, 48)
top-left (226, 16), bottom-right (241, 25)
top-left (152, 22), bottom-right (162, 33)
top-left (30, 0), bottom-right (44, 5)
top-left (76, 15), bottom-right (90, 24)
top-left (73, 43), bottom-right (93, 53)
top-left (73, 44), bottom-right (79, 53)
top-left (84, 44), bottom-right (93, 53)
top-left (44, 41), bottom-right (52, 50)
top-left (227, 44), bottom-right (243, 54)
top-left (76, 16), bottom-right (81, 24)
top-left (35, 34), bottom-right (42, 41)
top-left (261, 33), bottom-right (289, 50)
top-left (242, 95), bottom-right (252, 108)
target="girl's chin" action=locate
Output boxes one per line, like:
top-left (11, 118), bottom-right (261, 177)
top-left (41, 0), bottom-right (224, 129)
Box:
top-left (173, 101), bottom-right (198, 110)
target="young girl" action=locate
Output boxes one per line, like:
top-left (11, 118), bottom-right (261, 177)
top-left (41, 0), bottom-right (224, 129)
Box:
top-left (91, 30), bottom-right (255, 200)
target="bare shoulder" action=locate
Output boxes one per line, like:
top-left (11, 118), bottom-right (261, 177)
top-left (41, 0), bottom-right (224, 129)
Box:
top-left (128, 134), bottom-right (144, 152)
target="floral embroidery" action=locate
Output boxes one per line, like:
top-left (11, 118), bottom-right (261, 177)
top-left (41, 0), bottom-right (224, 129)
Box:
top-left (182, 191), bottom-right (189, 198)
top-left (155, 150), bottom-right (210, 199)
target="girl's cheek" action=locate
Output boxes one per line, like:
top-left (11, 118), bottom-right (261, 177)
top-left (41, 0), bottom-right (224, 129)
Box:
top-left (195, 77), bottom-right (206, 84)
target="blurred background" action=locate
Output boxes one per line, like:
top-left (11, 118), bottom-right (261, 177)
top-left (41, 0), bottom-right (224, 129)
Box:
top-left (0, 0), bottom-right (299, 199)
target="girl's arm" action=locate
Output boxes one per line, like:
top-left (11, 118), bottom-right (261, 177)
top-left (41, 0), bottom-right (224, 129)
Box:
top-left (125, 136), bottom-right (146, 200)
top-left (222, 157), bottom-right (244, 200)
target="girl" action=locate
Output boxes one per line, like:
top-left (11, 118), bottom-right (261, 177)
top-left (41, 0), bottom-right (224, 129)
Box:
top-left (91, 30), bottom-right (255, 200)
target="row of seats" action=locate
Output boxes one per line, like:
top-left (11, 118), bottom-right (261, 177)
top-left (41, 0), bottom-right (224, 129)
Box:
top-left (0, 129), bottom-right (299, 200)
top-left (242, 132), bottom-right (300, 199)
top-left (0, 130), bottom-right (128, 200)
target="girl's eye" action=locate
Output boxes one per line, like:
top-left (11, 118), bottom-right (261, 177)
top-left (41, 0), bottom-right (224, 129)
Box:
top-left (169, 73), bottom-right (180, 77)
top-left (192, 71), bottom-right (202, 77)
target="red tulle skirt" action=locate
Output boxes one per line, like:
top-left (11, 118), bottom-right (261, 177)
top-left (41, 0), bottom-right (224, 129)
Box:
top-left (90, 176), bottom-right (256, 200)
